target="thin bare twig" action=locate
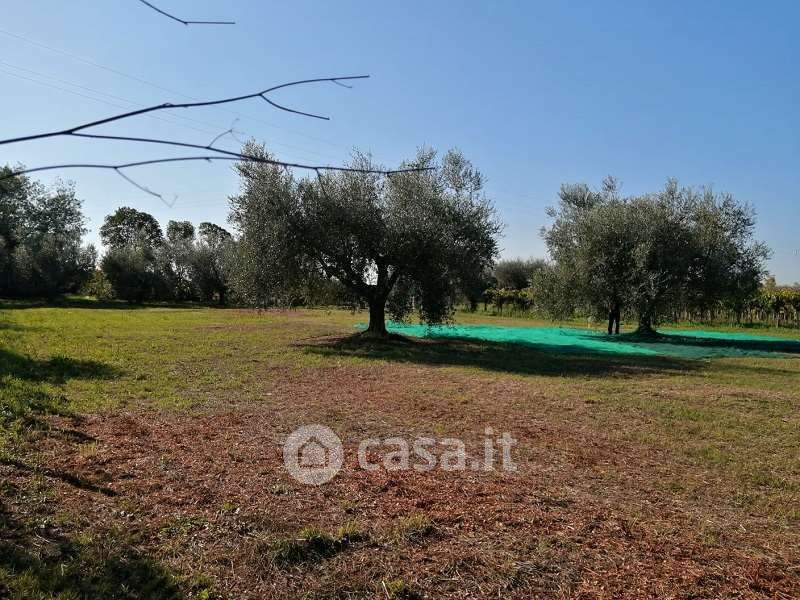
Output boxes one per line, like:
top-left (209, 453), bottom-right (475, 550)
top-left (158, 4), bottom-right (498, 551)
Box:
top-left (114, 168), bottom-right (177, 207)
top-left (0, 73), bottom-right (429, 200)
top-left (1, 155), bottom-right (430, 207)
top-left (0, 75), bottom-right (369, 147)
top-left (2, 156), bottom-right (432, 181)
top-left (260, 96), bottom-right (327, 121)
top-left (16, 131), bottom-right (426, 176)
top-left (205, 128), bottom-right (235, 149)
top-left (137, 0), bottom-right (235, 26)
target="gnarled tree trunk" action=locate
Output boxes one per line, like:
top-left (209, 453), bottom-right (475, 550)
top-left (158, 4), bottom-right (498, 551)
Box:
top-left (365, 297), bottom-right (388, 336)
top-left (635, 313), bottom-right (657, 336)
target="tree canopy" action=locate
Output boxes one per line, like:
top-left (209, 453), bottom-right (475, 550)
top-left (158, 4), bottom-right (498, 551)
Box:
top-left (493, 258), bottom-right (548, 291)
top-left (0, 166), bottom-right (94, 298)
top-left (100, 207), bottom-right (164, 249)
top-left (542, 177), bottom-right (769, 333)
top-left (229, 143), bottom-right (502, 335)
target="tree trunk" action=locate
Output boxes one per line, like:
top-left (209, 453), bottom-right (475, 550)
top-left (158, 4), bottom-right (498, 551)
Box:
top-left (607, 302), bottom-right (621, 335)
top-left (635, 314), bottom-right (657, 336)
top-left (365, 298), bottom-right (388, 337)
top-left (218, 287), bottom-right (226, 306)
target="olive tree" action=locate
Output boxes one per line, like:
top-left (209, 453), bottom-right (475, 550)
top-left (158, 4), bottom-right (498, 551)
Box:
top-left (683, 189), bottom-right (769, 320)
top-left (100, 206), bottom-right (163, 249)
top-left (190, 222), bottom-right (233, 305)
top-left (542, 178), bottom-right (768, 334)
top-left (542, 177), bottom-right (636, 332)
top-left (229, 143), bottom-right (501, 336)
top-left (164, 220), bottom-right (196, 300)
top-left (100, 207), bottom-right (164, 302)
top-left (1, 167), bottom-right (94, 298)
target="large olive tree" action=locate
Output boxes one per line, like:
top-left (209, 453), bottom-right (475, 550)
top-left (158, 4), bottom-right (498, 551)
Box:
top-left (229, 144), bottom-right (501, 336)
top-left (543, 178), bottom-right (768, 334)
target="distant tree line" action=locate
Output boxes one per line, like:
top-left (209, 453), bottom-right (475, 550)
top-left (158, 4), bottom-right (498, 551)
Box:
top-left (475, 259), bottom-right (798, 328)
top-left (94, 207), bottom-right (234, 304)
top-left (0, 165), bottom-right (362, 307)
top-left (4, 164), bottom-right (792, 330)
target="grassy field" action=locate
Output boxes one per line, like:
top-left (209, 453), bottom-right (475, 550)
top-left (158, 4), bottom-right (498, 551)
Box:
top-left (1, 301), bottom-right (799, 598)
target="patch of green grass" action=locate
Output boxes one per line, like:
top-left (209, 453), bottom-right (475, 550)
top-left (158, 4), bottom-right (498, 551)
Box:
top-left (158, 516), bottom-right (208, 540)
top-left (0, 523), bottom-right (182, 600)
top-left (181, 573), bottom-right (218, 600)
top-left (336, 519), bottom-right (369, 544)
top-left (394, 513), bottom-right (435, 543)
top-left (382, 578), bottom-right (421, 599)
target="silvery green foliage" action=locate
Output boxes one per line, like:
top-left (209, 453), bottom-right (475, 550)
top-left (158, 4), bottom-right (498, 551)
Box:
top-left (190, 222), bottom-right (233, 304)
top-left (229, 143), bottom-right (501, 330)
top-left (542, 177), bottom-right (769, 330)
top-left (164, 220), bottom-right (196, 300)
top-left (0, 166), bottom-right (94, 297)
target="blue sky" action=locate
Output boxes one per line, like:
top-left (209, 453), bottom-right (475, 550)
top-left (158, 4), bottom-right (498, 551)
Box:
top-left (2, 1), bottom-right (798, 282)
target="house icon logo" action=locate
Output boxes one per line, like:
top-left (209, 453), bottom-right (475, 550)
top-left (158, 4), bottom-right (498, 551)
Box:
top-left (283, 424), bottom-right (343, 485)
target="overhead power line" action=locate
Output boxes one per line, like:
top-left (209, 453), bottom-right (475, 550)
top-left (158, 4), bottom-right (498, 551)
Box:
top-left (0, 61), bottom-right (353, 162)
top-left (0, 67), bottom-right (217, 135)
top-left (0, 28), bottom-right (349, 151)
top-left (0, 76), bottom-right (371, 147)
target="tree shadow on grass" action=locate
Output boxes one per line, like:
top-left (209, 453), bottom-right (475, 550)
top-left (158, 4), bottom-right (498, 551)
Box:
top-left (0, 457), bottom-right (116, 496)
top-left (300, 333), bottom-right (704, 378)
top-left (0, 348), bottom-right (121, 437)
top-left (0, 296), bottom-right (229, 311)
top-left (0, 348), bottom-right (122, 433)
top-left (0, 348), bottom-right (123, 385)
top-left (620, 330), bottom-right (800, 357)
top-left (0, 499), bottom-right (184, 599)
top-left (1, 349), bottom-right (123, 486)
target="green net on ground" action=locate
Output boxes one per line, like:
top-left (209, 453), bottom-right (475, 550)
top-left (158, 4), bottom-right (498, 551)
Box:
top-left (375, 322), bottom-right (800, 359)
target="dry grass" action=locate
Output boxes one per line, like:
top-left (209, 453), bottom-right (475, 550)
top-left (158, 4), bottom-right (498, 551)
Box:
top-left (1, 303), bottom-right (799, 598)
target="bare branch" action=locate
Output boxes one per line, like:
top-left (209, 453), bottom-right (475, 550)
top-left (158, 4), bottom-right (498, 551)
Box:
top-left (1, 156), bottom-right (433, 182)
top-left (48, 132), bottom-right (426, 176)
top-left (260, 95), bottom-right (329, 121)
top-left (314, 168), bottom-right (331, 198)
top-left (0, 76), bottom-right (370, 147)
top-left (114, 169), bottom-right (176, 207)
top-left (0, 73), bottom-right (430, 197)
top-left (137, 0), bottom-right (235, 26)
top-left (205, 128), bottom-right (234, 149)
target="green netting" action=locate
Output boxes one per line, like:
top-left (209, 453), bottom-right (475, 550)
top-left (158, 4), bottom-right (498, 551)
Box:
top-left (370, 322), bottom-right (800, 359)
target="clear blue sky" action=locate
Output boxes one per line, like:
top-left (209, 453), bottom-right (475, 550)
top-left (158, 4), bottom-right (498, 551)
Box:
top-left (2, 1), bottom-right (798, 282)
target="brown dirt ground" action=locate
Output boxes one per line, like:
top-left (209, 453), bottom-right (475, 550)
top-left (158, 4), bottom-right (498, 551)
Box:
top-left (3, 349), bottom-right (799, 598)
